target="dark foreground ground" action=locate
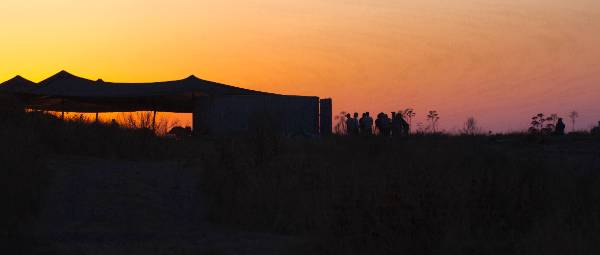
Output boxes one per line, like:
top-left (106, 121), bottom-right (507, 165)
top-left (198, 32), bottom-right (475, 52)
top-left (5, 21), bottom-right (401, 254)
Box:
top-left (2, 109), bottom-right (600, 254)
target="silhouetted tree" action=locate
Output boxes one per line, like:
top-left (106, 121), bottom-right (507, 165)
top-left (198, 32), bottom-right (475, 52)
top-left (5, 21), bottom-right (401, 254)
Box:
top-left (416, 122), bottom-right (425, 134)
top-left (529, 113), bottom-right (557, 134)
top-left (334, 111), bottom-right (348, 135)
top-left (461, 117), bottom-right (480, 135)
top-left (530, 113), bottom-right (544, 133)
top-left (427, 110), bottom-right (440, 133)
top-left (402, 108), bottom-right (416, 133)
top-left (569, 111), bottom-right (579, 132)
top-left (547, 114), bottom-right (559, 133)
top-left (549, 113), bottom-right (559, 126)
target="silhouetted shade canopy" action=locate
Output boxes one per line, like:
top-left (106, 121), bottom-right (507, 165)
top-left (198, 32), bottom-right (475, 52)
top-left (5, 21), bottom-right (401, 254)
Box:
top-left (0, 75), bottom-right (38, 94)
top-left (0, 71), bottom-right (274, 113)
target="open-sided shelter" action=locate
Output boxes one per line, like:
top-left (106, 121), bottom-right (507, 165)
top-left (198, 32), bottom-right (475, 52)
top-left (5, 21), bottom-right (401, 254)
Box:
top-left (0, 71), bottom-right (332, 136)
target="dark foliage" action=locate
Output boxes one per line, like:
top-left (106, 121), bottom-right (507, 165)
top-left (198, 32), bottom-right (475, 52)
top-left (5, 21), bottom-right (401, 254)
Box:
top-left (2, 108), bottom-right (600, 254)
top-left (199, 134), bottom-right (600, 254)
top-left (0, 109), bottom-right (51, 252)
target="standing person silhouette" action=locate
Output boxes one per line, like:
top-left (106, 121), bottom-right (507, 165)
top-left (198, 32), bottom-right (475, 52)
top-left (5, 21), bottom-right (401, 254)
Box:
top-left (345, 113), bottom-right (356, 135)
top-left (364, 112), bottom-right (374, 136)
top-left (375, 113), bottom-right (384, 135)
top-left (384, 113), bottom-right (392, 136)
top-left (359, 113), bottom-right (366, 135)
top-left (391, 112), bottom-right (401, 137)
top-left (555, 118), bottom-right (566, 135)
top-left (377, 113), bottom-right (391, 137)
top-left (352, 113), bottom-right (360, 136)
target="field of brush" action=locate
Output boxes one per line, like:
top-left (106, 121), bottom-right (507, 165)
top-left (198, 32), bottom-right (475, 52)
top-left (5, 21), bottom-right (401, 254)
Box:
top-left (2, 109), bottom-right (600, 254)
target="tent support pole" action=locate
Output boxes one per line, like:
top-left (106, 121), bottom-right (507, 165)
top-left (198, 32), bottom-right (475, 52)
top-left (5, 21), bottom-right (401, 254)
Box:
top-left (191, 93), bottom-right (195, 135)
top-left (95, 112), bottom-right (99, 123)
top-left (61, 99), bottom-right (65, 120)
top-left (152, 111), bottom-right (157, 131)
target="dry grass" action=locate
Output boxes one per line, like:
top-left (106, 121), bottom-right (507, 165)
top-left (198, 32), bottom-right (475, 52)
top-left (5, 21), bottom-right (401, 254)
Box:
top-left (199, 134), bottom-right (600, 254)
top-left (0, 109), bottom-right (52, 251)
top-left (2, 108), bottom-right (600, 254)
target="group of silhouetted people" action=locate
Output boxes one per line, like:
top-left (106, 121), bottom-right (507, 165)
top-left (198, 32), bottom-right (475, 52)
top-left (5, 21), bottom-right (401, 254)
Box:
top-left (345, 111), bottom-right (410, 137)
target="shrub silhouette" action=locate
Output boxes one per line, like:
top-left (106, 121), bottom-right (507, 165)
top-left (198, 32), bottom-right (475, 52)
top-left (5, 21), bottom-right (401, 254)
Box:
top-left (334, 111), bottom-right (348, 135)
top-left (426, 110), bottom-right (440, 133)
top-left (461, 117), bottom-right (481, 135)
top-left (530, 113), bottom-right (560, 134)
top-left (569, 111), bottom-right (579, 132)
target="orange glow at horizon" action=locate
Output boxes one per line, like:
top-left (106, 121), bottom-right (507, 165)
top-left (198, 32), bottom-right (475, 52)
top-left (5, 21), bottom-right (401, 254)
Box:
top-left (2, 0), bottom-right (600, 132)
top-left (45, 111), bottom-right (192, 132)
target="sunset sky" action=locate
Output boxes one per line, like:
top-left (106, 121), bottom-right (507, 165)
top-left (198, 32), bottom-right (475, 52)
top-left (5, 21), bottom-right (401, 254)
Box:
top-left (2, 0), bottom-right (600, 132)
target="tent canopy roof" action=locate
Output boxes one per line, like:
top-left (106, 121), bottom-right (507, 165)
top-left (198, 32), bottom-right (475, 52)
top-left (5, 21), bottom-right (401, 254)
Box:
top-left (0, 71), bottom-right (281, 113)
top-left (0, 75), bottom-right (38, 93)
top-left (33, 70), bottom-right (272, 97)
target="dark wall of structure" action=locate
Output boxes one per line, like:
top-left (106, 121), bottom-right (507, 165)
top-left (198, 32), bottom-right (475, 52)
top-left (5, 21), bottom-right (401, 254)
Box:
top-left (194, 95), bottom-right (319, 136)
top-left (319, 98), bottom-right (333, 136)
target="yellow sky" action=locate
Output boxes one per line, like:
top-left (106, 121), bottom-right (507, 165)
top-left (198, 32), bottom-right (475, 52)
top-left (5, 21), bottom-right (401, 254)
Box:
top-left (2, 0), bottom-right (600, 131)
